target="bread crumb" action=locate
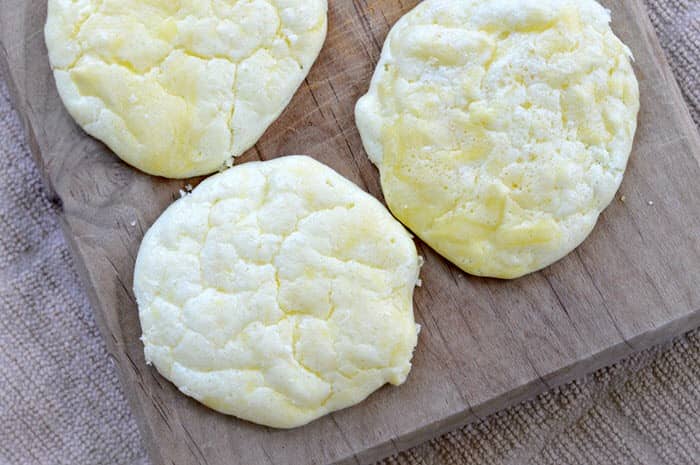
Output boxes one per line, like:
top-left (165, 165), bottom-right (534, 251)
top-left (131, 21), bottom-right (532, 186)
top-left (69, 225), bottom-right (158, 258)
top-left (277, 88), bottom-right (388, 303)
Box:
top-left (219, 158), bottom-right (235, 173)
top-left (620, 195), bottom-right (626, 202)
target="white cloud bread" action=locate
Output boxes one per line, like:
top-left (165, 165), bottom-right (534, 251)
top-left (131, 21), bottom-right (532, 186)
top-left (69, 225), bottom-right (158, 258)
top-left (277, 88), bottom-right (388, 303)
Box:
top-left (45, 0), bottom-right (328, 178)
top-left (133, 156), bottom-right (421, 428)
top-left (356, 0), bottom-right (640, 278)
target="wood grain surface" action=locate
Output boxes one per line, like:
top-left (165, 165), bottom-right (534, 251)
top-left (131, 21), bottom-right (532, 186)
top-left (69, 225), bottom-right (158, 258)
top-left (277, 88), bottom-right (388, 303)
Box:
top-left (2, 1), bottom-right (700, 464)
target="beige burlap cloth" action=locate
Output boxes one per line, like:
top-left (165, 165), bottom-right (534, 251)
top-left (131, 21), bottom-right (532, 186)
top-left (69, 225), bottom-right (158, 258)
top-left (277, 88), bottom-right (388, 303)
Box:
top-left (1, 1), bottom-right (698, 464)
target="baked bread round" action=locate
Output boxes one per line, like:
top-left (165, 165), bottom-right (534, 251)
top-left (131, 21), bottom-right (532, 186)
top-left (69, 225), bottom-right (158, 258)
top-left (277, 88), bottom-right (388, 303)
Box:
top-left (133, 156), bottom-right (420, 428)
top-left (355, 0), bottom-right (639, 278)
top-left (45, 0), bottom-right (327, 178)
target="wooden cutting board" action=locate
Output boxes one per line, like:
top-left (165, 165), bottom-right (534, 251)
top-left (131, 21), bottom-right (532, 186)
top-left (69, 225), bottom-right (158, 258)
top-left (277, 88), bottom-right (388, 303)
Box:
top-left (2, 1), bottom-right (700, 464)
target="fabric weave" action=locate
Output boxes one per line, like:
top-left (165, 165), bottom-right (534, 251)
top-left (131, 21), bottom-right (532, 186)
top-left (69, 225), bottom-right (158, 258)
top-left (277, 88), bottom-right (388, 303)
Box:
top-left (0, 1), bottom-right (698, 464)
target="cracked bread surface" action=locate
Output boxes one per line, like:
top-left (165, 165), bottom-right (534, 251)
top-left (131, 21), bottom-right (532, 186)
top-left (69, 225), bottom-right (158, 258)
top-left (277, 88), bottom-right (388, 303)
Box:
top-left (133, 156), bottom-right (420, 428)
top-left (45, 0), bottom-right (327, 178)
top-left (355, 0), bottom-right (639, 279)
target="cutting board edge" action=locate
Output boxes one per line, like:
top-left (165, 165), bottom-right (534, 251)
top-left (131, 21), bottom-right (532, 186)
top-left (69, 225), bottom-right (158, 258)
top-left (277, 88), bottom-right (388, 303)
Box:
top-left (0, 45), bottom-right (169, 465)
top-left (632, 0), bottom-right (700, 151)
top-left (332, 305), bottom-right (700, 465)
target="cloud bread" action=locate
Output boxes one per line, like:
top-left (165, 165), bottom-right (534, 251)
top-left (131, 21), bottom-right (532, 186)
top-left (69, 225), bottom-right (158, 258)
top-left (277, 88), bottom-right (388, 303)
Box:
top-left (355, 0), bottom-right (640, 279)
top-left (45, 0), bottom-right (327, 178)
top-left (133, 156), bottom-right (421, 428)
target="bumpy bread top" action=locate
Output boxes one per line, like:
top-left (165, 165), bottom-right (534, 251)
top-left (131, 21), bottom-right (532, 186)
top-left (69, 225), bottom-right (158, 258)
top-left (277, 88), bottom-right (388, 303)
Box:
top-left (356, 0), bottom-right (639, 278)
top-left (134, 156), bottom-right (420, 428)
top-left (46, 0), bottom-right (327, 178)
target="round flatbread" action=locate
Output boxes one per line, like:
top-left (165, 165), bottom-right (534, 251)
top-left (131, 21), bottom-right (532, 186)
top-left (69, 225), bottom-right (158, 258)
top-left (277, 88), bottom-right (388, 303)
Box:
top-left (355, 0), bottom-right (639, 279)
top-left (133, 156), bottom-right (420, 428)
top-left (45, 0), bottom-right (327, 178)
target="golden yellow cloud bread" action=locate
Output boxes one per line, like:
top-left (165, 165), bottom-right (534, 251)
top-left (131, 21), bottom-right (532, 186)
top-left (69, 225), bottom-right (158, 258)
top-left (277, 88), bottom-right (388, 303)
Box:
top-left (133, 156), bottom-right (421, 428)
top-left (45, 0), bottom-right (327, 178)
top-left (355, 0), bottom-right (640, 279)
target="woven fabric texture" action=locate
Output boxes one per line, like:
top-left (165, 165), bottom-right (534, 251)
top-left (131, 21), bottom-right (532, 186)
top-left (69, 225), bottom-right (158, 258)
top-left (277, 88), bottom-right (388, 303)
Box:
top-left (0, 1), bottom-right (698, 464)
